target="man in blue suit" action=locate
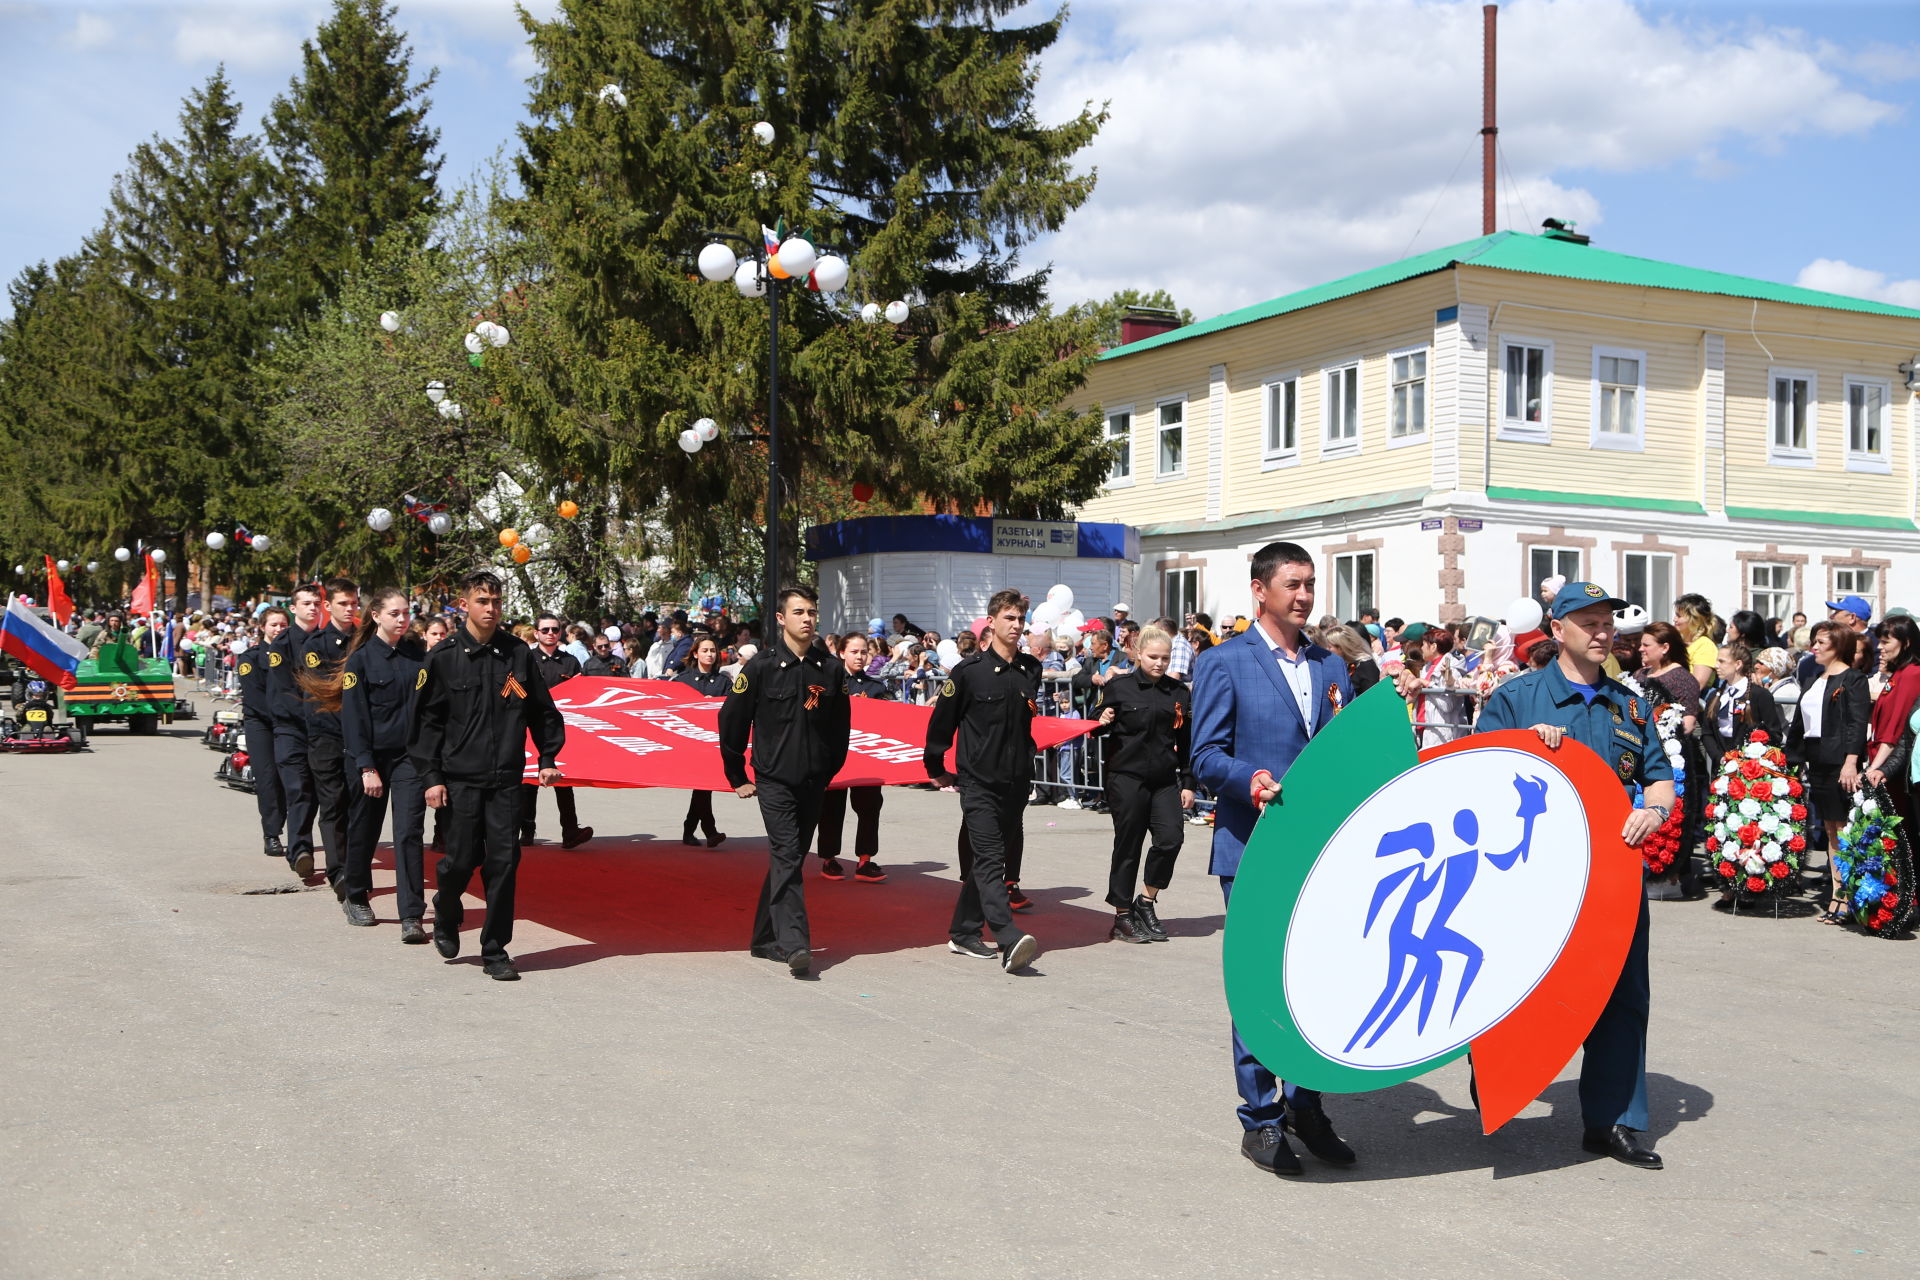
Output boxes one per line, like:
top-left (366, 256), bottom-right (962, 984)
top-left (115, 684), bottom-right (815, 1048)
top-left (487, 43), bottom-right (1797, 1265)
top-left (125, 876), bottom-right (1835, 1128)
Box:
top-left (1192, 541), bottom-right (1359, 1177)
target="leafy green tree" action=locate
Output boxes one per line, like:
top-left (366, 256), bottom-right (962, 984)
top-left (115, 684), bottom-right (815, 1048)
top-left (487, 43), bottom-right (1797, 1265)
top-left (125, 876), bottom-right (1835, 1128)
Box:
top-left (1074, 288), bottom-right (1194, 349)
top-left (264, 0), bottom-right (442, 314)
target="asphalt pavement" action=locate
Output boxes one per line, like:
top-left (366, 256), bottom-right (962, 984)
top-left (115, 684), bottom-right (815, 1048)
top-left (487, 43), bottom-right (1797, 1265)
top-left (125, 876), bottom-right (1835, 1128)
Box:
top-left (2, 693), bottom-right (1914, 1279)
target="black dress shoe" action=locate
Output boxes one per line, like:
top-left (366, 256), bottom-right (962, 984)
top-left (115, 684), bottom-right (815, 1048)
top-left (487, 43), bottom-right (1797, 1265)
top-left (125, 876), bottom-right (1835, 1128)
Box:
top-left (1286, 1105), bottom-right (1357, 1166)
top-left (1240, 1125), bottom-right (1304, 1176)
top-left (399, 918), bottom-right (427, 945)
top-left (1582, 1125), bottom-right (1663, 1169)
top-left (704, 829), bottom-right (726, 849)
top-left (1132, 894), bottom-right (1169, 941)
top-left (1109, 911), bottom-right (1155, 943)
top-left (341, 896), bottom-right (376, 927)
top-left (433, 922), bottom-right (460, 958)
top-left (561, 826), bottom-right (593, 850)
top-left (750, 944), bottom-right (786, 962)
top-left (683, 823), bottom-right (702, 847)
top-left (265, 836), bottom-right (286, 860)
top-left (786, 948), bottom-right (812, 977)
top-left (289, 849), bottom-right (314, 878)
top-left (484, 956), bottom-right (520, 981)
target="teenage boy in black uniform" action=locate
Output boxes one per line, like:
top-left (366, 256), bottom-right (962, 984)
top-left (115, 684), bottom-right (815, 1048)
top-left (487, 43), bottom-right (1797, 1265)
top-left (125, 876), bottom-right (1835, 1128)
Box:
top-left (717, 585), bottom-right (850, 978)
top-left (410, 571), bottom-right (567, 981)
top-left (268, 586), bottom-right (322, 877)
top-left (522, 613), bottom-right (592, 848)
top-left (926, 588), bottom-right (1042, 973)
top-left (239, 607), bottom-right (289, 860)
top-left (299, 577), bottom-right (359, 897)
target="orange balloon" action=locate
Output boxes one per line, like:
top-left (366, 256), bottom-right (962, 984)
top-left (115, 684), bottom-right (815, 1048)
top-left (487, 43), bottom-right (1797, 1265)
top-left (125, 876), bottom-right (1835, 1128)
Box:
top-left (511, 544), bottom-right (532, 564)
top-left (557, 500), bottom-right (579, 520)
top-left (499, 528), bottom-right (520, 547)
top-left (767, 255), bottom-right (791, 280)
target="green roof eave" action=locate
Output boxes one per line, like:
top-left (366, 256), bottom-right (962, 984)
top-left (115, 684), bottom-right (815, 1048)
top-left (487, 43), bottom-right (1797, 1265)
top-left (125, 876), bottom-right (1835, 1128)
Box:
top-left (1487, 485), bottom-right (1705, 515)
top-left (1725, 505), bottom-right (1916, 532)
top-left (1137, 488), bottom-right (1429, 538)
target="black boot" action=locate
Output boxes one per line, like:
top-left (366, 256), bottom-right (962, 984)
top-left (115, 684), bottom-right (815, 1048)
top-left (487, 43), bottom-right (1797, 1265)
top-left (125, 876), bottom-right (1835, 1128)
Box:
top-left (1132, 894), bottom-right (1169, 941)
top-left (1109, 910), bottom-right (1155, 943)
top-left (683, 821), bottom-right (701, 847)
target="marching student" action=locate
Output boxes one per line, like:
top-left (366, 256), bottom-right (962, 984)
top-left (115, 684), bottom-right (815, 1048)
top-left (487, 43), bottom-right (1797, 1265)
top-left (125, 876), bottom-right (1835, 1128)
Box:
top-left (296, 577), bottom-right (360, 897)
top-left (267, 586), bottom-right (322, 877)
top-left (337, 588), bottom-right (428, 942)
top-left (1093, 625), bottom-right (1194, 943)
top-left (237, 607), bottom-right (289, 861)
top-left (816, 632), bottom-right (893, 883)
top-left (674, 633), bottom-right (729, 848)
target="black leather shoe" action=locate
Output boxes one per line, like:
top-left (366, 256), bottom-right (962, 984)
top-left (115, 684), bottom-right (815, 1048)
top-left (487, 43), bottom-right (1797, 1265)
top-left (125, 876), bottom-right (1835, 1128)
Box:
top-left (1132, 895), bottom-right (1169, 941)
top-left (1109, 911), bottom-right (1155, 943)
top-left (265, 836), bottom-right (285, 860)
top-left (399, 918), bottom-right (427, 945)
top-left (484, 956), bottom-right (520, 981)
top-left (1240, 1125), bottom-right (1304, 1176)
top-left (561, 826), bottom-right (593, 850)
top-left (786, 948), bottom-right (812, 977)
top-left (1582, 1125), bottom-right (1663, 1169)
top-left (289, 849), bottom-right (314, 878)
top-left (341, 896), bottom-right (375, 927)
top-left (1286, 1105), bottom-right (1357, 1166)
top-left (683, 823), bottom-right (702, 847)
top-left (750, 944), bottom-right (786, 962)
top-left (704, 829), bottom-right (726, 849)
top-left (433, 921), bottom-right (460, 958)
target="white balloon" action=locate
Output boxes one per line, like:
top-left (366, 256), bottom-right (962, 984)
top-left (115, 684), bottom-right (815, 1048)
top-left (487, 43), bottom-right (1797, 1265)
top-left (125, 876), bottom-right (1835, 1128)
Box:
top-left (1031, 601), bottom-right (1061, 629)
top-left (810, 254), bottom-right (848, 294)
top-left (1506, 597), bottom-right (1544, 633)
top-left (250, 534), bottom-right (270, 553)
top-left (776, 237), bottom-right (817, 278)
top-left (86, 561), bottom-right (98, 573)
top-left (693, 416), bottom-right (718, 442)
top-left (463, 331), bottom-right (485, 354)
top-left (1057, 609), bottom-right (1086, 634)
top-left (523, 523), bottom-right (548, 546)
top-left (114, 547), bottom-right (131, 563)
top-left (56, 559), bottom-right (70, 572)
top-left (148, 548), bottom-right (167, 565)
top-left (597, 83), bottom-right (627, 108)
top-left (752, 120), bottom-right (775, 145)
top-left (859, 302), bottom-right (882, 324)
top-left (425, 380), bottom-right (446, 404)
top-left (732, 259), bottom-right (765, 298)
top-left (12, 565), bottom-right (21, 574)
top-left (438, 400), bottom-right (463, 420)
top-left (204, 533), bottom-right (226, 551)
top-left (378, 310), bottom-right (400, 332)
top-left (884, 300), bottom-right (910, 324)
top-left (486, 323), bottom-right (509, 348)
top-left (678, 430), bottom-right (702, 453)
top-left (367, 508), bottom-right (394, 533)
top-left (697, 243), bottom-right (737, 283)
top-left (426, 513), bottom-right (451, 537)
top-left (1046, 583), bottom-right (1074, 609)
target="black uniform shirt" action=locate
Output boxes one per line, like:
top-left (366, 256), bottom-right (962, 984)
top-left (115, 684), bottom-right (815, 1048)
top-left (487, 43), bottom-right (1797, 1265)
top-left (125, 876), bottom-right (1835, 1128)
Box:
top-left (924, 647), bottom-right (1042, 788)
top-left (530, 645), bottom-right (581, 688)
top-left (237, 640), bottom-right (274, 719)
top-left (267, 622), bottom-right (319, 729)
top-left (582, 654), bottom-right (627, 677)
top-left (675, 667), bottom-right (730, 698)
top-left (1096, 668), bottom-right (1195, 789)
top-left (341, 634), bottom-right (426, 772)
top-left (408, 626), bottom-right (566, 790)
top-left (300, 622), bottom-right (354, 738)
top-left (846, 670), bottom-right (897, 701)
top-left (717, 641), bottom-right (851, 788)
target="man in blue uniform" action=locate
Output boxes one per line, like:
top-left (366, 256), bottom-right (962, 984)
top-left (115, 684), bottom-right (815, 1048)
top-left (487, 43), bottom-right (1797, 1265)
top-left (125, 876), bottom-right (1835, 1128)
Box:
top-left (1477, 580), bottom-right (1676, 1170)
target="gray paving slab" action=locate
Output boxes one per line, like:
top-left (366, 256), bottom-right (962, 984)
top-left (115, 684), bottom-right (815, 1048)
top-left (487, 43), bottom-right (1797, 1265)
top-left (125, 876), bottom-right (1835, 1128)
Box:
top-left (2, 700), bottom-right (1915, 1279)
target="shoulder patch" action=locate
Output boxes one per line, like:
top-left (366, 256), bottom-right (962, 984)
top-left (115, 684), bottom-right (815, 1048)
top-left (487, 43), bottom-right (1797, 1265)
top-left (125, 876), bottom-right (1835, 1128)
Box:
top-left (238, 662), bottom-right (252, 676)
top-left (415, 668), bottom-right (428, 690)
top-left (268, 651), bottom-right (283, 668)
top-left (304, 650), bottom-right (320, 668)
top-left (941, 679), bottom-right (956, 698)
top-left (732, 673), bottom-right (749, 694)
top-left (342, 671), bottom-right (359, 690)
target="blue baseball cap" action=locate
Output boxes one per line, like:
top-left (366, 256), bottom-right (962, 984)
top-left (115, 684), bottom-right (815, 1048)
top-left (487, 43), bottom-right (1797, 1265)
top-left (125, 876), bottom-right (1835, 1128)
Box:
top-left (1825, 595), bottom-right (1872, 622)
top-left (1550, 580), bottom-right (1629, 620)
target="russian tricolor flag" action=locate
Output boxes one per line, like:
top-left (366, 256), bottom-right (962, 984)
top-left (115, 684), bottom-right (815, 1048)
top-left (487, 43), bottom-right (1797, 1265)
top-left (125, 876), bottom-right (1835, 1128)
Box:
top-left (1, 594), bottom-right (89, 690)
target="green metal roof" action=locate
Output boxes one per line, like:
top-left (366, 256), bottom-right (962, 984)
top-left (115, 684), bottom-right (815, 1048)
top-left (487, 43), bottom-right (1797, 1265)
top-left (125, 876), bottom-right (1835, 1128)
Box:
top-left (1137, 488), bottom-right (1428, 538)
top-left (1101, 230), bottom-right (1920, 361)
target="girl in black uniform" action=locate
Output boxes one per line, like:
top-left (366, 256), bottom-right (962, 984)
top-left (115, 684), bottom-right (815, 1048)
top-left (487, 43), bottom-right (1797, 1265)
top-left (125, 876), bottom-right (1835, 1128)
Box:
top-left (333, 588), bottom-right (429, 941)
top-left (675, 635), bottom-right (728, 847)
top-left (1094, 624), bottom-right (1194, 943)
top-left (816, 632), bottom-right (893, 882)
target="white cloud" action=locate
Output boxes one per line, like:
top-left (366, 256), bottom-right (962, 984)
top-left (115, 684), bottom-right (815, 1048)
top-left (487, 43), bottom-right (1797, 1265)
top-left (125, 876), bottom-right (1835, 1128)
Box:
top-left (172, 8), bottom-right (309, 73)
top-left (1030, 0), bottom-right (1903, 318)
top-left (69, 13), bottom-right (113, 51)
top-left (1794, 259), bottom-right (1920, 310)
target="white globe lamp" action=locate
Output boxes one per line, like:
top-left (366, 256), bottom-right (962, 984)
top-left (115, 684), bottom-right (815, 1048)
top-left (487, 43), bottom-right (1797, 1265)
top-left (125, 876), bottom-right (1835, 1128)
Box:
top-left (114, 547), bottom-right (131, 563)
top-left (205, 533), bottom-right (226, 551)
top-left (811, 255), bottom-right (848, 294)
top-left (776, 237), bottom-right (817, 279)
top-left (697, 243), bottom-right (738, 282)
top-left (367, 508), bottom-right (394, 533)
top-left (378, 311), bottom-right (401, 332)
top-left (733, 259), bottom-right (766, 299)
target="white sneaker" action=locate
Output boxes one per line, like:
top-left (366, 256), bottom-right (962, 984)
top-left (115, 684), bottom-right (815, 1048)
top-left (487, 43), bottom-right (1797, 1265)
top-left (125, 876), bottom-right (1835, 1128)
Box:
top-left (1056, 797), bottom-right (1081, 810)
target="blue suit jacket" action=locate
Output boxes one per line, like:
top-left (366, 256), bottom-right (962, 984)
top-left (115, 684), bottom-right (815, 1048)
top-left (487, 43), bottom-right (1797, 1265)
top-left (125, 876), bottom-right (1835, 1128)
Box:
top-left (1191, 626), bottom-right (1354, 878)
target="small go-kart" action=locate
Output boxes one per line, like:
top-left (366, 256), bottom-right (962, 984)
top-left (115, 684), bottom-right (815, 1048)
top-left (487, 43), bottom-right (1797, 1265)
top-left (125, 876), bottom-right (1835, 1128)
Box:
top-left (2, 681), bottom-right (88, 753)
top-left (203, 709), bottom-right (244, 751)
top-left (215, 726), bottom-right (257, 792)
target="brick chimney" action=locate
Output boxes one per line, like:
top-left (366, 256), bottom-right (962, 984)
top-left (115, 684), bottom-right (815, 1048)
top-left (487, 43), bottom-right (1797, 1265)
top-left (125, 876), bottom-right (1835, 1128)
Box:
top-left (1119, 307), bottom-right (1182, 346)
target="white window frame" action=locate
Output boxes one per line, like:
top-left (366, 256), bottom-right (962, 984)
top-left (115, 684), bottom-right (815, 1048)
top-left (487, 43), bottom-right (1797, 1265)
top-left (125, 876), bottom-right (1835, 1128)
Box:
top-left (1261, 373), bottom-right (1300, 467)
top-left (1767, 366), bottom-right (1817, 467)
top-left (1621, 551), bottom-right (1674, 623)
top-left (1498, 336), bottom-right (1554, 442)
top-left (1103, 405), bottom-right (1134, 488)
top-left (1748, 561), bottom-right (1795, 620)
top-left (1387, 343), bottom-right (1429, 446)
top-left (1589, 345), bottom-right (1647, 452)
top-left (1527, 546), bottom-right (1583, 597)
top-left (1321, 361), bottom-right (1361, 458)
top-left (1162, 566), bottom-right (1199, 622)
top-left (1332, 550), bottom-right (1376, 620)
top-left (1844, 377), bottom-right (1891, 474)
top-left (1154, 395), bottom-right (1186, 479)
top-left (1833, 565), bottom-right (1880, 620)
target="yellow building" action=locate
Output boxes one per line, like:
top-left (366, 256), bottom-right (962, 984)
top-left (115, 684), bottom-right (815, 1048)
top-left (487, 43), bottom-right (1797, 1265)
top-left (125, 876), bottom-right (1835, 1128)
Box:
top-left (1067, 226), bottom-right (1920, 631)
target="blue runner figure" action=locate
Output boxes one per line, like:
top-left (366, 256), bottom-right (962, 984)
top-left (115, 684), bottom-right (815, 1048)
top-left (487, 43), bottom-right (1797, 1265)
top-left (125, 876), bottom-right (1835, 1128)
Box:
top-left (1344, 774), bottom-right (1548, 1053)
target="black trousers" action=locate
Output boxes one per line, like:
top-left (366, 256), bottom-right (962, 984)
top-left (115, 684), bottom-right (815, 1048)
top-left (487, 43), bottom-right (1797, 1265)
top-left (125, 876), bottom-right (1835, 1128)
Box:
top-left (1105, 773), bottom-right (1183, 908)
top-left (436, 782), bottom-right (523, 962)
top-left (242, 713), bottom-right (284, 840)
top-left (519, 781), bottom-right (579, 835)
top-left (752, 776), bottom-right (827, 955)
top-left (345, 752), bottom-right (427, 920)
top-left (951, 781), bottom-right (1028, 946)
top-left (309, 732), bottom-right (352, 879)
top-left (817, 785), bottom-right (882, 860)
top-left (272, 723), bottom-right (315, 860)
top-left (684, 790), bottom-right (717, 833)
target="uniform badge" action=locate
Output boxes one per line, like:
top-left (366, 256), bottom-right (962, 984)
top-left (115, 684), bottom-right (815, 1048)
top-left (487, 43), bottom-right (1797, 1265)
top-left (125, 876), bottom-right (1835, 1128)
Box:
top-left (304, 651), bottom-right (320, 668)
top-left (732, 673), bottom-right (748, 694)
top-left (805, 684), bottom-right (824, 710)
top-left (1611, 706), bottom-right (1623, 724)
top-left (239, 662), bottom-right (252, 676)
top-left (1584, 584), bottom-right (1605, 598)
top-left (940, 680), bottom-right (956, 698)
top-left (1616, 751), bottom-right (1636, 781)
top-left (502, 674), bottom-right (527, 699)
top-left (1628, 696), bottom-right (1644, 726)
top-left (415, 669), bottom-right (428, 690)
top-left (342, 672), bottom-right (359, 690)
top-left (269, 652), bottom-right (283, 668)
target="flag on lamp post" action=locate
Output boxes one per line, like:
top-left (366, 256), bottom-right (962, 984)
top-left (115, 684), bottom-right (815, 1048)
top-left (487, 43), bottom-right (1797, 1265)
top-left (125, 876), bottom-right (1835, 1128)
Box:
top-left (43, 555), bottom-right (73, 626)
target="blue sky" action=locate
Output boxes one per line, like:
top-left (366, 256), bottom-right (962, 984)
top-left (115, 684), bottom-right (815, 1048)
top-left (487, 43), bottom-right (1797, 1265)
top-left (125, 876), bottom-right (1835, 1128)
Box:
top-left (2, 0), bottom-right (1916, 320)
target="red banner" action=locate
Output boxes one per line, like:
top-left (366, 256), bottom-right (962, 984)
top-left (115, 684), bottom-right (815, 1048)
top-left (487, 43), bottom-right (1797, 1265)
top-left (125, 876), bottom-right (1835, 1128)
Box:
top-left (524, 677), bottom-right (1096, 790)
top-left (42, 556), bottom-right (73, 626)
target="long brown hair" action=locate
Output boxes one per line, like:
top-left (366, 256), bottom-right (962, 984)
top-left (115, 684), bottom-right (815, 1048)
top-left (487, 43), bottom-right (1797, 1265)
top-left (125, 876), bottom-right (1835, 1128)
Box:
top-left (297, 587), bottom-right (407, 716)
top-left (1639, 621), bottom-right (1688, 670)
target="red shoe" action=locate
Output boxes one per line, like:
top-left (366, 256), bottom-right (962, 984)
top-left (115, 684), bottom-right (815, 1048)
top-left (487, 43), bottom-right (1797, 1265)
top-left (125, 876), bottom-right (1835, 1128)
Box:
top-left (1006, 883), bottom-right (1033, 912)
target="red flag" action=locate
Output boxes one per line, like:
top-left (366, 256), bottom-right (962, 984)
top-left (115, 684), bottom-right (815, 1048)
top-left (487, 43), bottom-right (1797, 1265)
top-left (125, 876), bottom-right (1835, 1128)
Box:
top-left (42, 556), bottom-right (73, 626)
top-left (130, 553), bottom-right (156, 616)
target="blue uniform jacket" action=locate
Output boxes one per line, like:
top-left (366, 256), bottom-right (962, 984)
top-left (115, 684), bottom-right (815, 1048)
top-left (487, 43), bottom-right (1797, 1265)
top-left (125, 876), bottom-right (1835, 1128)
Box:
top-left (1475, 662), bottom-right (1672, 793)
top-left (1191, 625), bottom-right (1352, 878)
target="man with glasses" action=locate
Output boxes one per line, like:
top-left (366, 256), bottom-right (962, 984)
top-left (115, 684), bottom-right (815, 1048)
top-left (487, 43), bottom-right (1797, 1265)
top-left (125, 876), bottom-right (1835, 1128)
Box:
top-left (583, 633), bottom-right (626, 676)
top-left (522, 613), bottom-right (592, 849)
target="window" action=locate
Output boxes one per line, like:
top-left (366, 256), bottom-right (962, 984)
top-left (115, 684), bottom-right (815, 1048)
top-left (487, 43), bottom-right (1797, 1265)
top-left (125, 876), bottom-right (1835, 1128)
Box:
top-left (1845, 378), bottom-right (1890, 472)
top-left (1749, 562), bottom-right (1795, 620)
top-left (1389, 347), bottom-right (1427, 440)
top-left (1591, 346), bottom-right (1645, 450)
top-left (1768, 368), bottom-right (1815, 465)
top-left (1163, 566), bottom-right (1199, 622)
top-left (1104, 408), bottom-right (1132, 484)
top-left (1332, 551), bottom-right (1375, 620)
top-left (1262, 376), bottom-right (1299, 460)
top-left (1500, 338), bottom-right (1552, 440)
top-left (1622, 552), bottom-right (1673, 622)
top-left (1528, 546), bottom-right (1582, 597)
top-left (1834, 565), bottom-right (1880, 620)
top-left (1156, 398), bottom-right (1184, 477)
top-left (1323, 362), bottom-right (1359, 453)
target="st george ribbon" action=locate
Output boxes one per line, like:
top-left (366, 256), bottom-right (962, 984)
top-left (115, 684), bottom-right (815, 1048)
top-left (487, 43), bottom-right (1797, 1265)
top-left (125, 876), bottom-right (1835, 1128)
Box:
top-left (1223, 683), bottom-right (1643, 1133)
